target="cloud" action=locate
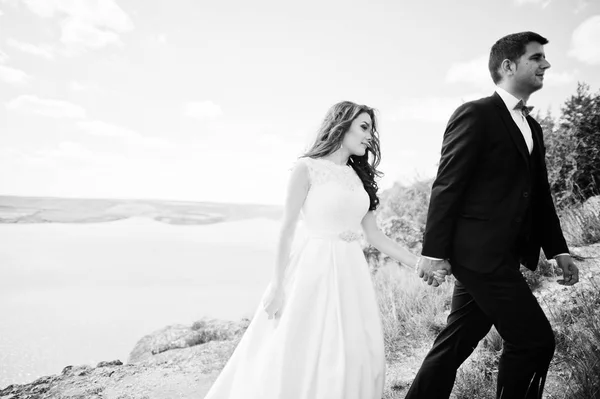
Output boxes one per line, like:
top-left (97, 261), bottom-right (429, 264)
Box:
top-left (544, 69), bottom-right (578, 87)
top-left (78, 120), bottom-right (139, 139)
top-left (446, 55), bottom-right (495, 90)
top-left (17, 0), bottom-right (134, 52)
top-left (6, 95), bottom-right (86, 118)
top-left (390, 93), bottom-right (488, 123)
top-left (37, 141), bottom-right (122, 165)
top-left (0, 48), bottom-right (7, 63)
top-left (142, 137), bottom-right (175, 150)
top-left (6, 38), bottom-right (54, 59)
top-left (69, 81), bottom-right (103, 92)
top-left (1, 146), bottom-right (60, 169)
top-left (0, 64), bottom-right (31, 85)
top-left (574, 0), bottom-right (591, 13)
top-left (514, 0), bottom-right (551, 7)
top-left (184, 101), bottom-right (223, 120)
top-left (569, 15), bottom-right (600, 65)
top-left (78, 120), bottom-right (175, 150)
top-left (60, 17), bottom-right (122, 50)
top-left (4, 136), bottom-right (172, 177)
top-left (0, 141), bottom-right (220, 202)
top-left (0, 143), bottom-right (112, 174)
top-left (0, 0), bottom-right (18, 8)
top-left (446, 54), bottom-right (574, 89)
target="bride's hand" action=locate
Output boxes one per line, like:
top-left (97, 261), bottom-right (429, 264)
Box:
top-left (262, 283), bottom-right (285, 320)
top-left (433, 270), bottom-right (449, 286)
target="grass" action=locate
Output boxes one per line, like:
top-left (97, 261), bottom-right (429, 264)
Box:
top-left (373, 263), bottom-right (454, 398)
top-left (520, 254), bottom-right (561, 290)
top-left (453, 346), bottom-right (498, 399)
top-left (436, 277), bottom-right (600, 399)
top-left (544, 278), bottom-right (600, 399)
top-left (368, 189), bottom-right (600, 398)
top-left (560, 198), bottom-right (600, 246)
top-left (374, 268), bottom-right (600, 399)
top-left (374, 264), bottom-right (453, 362)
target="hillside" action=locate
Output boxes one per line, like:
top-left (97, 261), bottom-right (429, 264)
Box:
top-left (2, 243), bottom-right (598, 399)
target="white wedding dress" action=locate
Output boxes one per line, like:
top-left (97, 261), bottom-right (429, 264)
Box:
top-left (203, 157), bottom-right (385, 399)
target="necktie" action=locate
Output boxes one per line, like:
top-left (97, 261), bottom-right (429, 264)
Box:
top-left (514, 100), bottom-right (534, 117)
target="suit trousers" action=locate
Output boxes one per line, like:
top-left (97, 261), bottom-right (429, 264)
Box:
top-left (404, 261), bottom-right (555, 399)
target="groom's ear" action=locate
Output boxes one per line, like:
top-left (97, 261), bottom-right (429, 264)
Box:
top-left (499, 59), bottom-right (516, 79)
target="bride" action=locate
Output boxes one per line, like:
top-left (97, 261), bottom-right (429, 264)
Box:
top-left (203, 101), bottom-right (446, 399)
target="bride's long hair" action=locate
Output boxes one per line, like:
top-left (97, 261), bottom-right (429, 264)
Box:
top-left (302, 101), bottom-right (383, 211)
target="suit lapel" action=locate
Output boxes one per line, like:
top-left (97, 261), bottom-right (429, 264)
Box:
top-left (491, 92), bottom-right (530, 169)
top-left (527, 116), bottom-right (544, 164)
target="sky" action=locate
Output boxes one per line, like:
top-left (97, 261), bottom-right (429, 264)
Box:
top-left (0, 0), bottom-right (599, 205)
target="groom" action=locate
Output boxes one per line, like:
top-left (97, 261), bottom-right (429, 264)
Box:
top-left (407, 32), bottom-right (579, 399)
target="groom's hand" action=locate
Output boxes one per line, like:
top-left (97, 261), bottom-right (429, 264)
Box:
top-left (555, 254), bottom-right (579, 286)
top-left (417, 257), bottom-right (452, 287)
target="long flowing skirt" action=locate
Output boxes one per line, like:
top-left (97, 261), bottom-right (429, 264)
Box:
top-left (203, 235), bottom-right (386, 399)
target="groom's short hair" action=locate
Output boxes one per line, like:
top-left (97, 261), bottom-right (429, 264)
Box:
top-left (488, 31), bottom-right (549, 84)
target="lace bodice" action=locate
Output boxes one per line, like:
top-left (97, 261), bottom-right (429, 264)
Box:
top-left (303, 157), bottom-right (364, 192)
top-left (296, 157), bottom-right (369, 236)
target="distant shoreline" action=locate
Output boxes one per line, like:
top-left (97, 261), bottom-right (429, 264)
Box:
top-left (0, 195), bottom-right (283, 225)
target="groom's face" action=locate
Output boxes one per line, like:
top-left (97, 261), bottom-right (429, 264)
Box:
top-left (513, 41), bottom-right (551, 94)
top-left (342, 112), bottom-right (373, 156)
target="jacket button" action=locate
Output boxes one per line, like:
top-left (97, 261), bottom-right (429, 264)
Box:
top-left (523, 192), bottom-right (529, 198)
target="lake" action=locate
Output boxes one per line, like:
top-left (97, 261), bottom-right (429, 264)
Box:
top-left (0, 217), bottom-right (280, 388)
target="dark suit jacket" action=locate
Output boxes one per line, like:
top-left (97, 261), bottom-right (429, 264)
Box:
top-left (421, 92), bottom-right (569, 272)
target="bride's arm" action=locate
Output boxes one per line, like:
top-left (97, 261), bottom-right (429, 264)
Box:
top-left (361, 211), bottom-right (419, 268)
top-left (271, 161), bottom-right (310, 288)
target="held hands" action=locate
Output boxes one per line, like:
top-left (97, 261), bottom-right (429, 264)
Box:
top-left (416, 257), bottom-right (452, 287)
top-left (555, 254), bottom-right (579, 286)
top-left (262, 282), bottom-right (285, 320)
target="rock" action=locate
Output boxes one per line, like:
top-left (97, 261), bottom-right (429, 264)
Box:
top-left (583, 195), bottom-right (600, 216)
top-left (128, 324), bottom-right (191, 364)
top-left (128, 318), bottom-right (249, 363)
top-left (191, 317), bottom-right (249, 340)
top-left (0, 374), bottom-right (60, 398)
top-left (97, 360), bottom-right (123, 368)
top-left (0, 356), bottom-right (205, 399)
top-left (62, 364), bottom-right (92, 377)
top-left (533, 243), bottom-right (600, 313)
top-left (561, 197), bottom-right (600, 245)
